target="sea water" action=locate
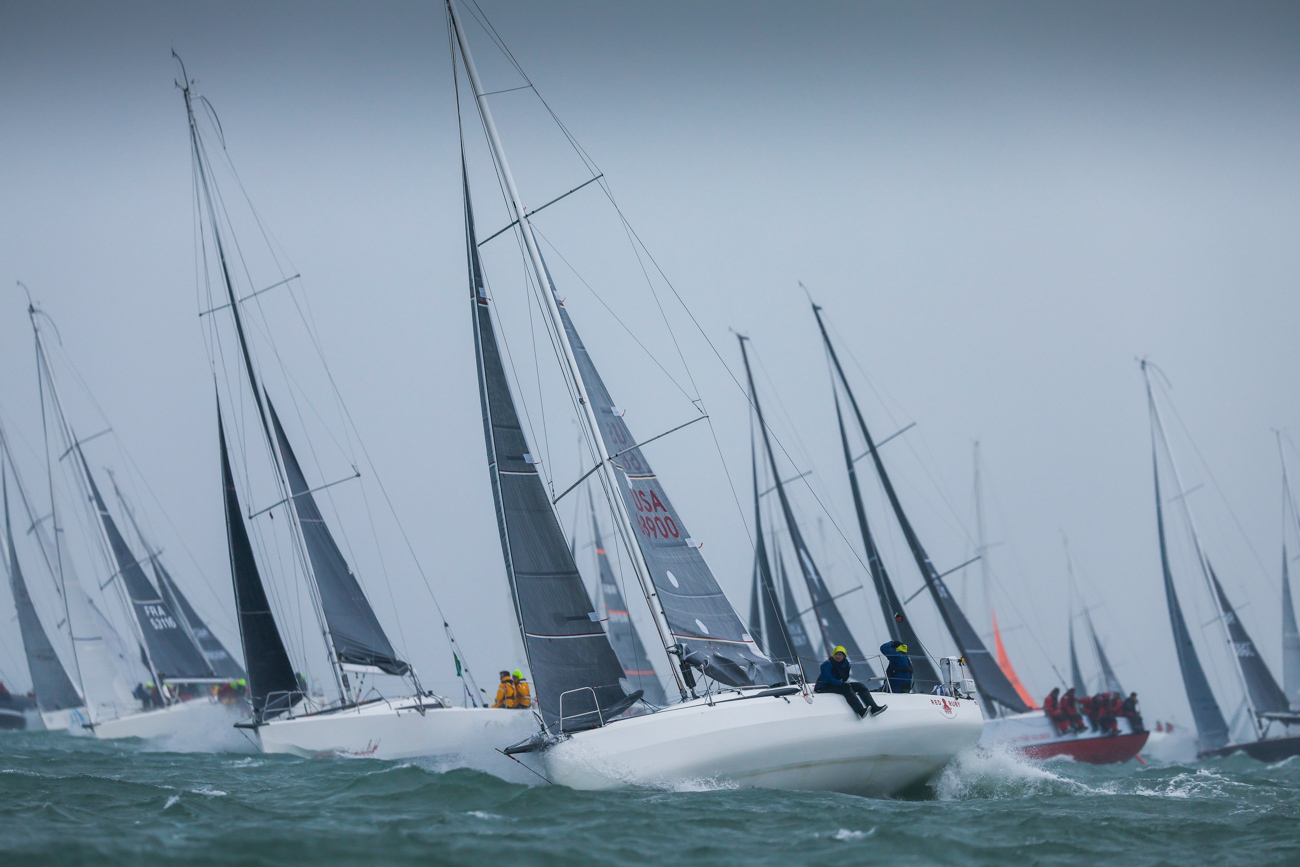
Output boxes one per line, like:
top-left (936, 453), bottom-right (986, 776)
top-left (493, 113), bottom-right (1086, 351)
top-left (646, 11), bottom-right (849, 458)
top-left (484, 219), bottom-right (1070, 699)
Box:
top-left (1, 728), bottom-right (1296, 866)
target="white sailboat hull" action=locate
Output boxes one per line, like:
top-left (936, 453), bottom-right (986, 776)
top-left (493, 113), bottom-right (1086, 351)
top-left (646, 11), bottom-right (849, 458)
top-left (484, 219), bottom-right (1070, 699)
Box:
top-left (537, 688), bottom-right (983, 797)
top-left (254, 695), bottom-right (540, 760)
top-left (90, 696), bottom-right (234, 740)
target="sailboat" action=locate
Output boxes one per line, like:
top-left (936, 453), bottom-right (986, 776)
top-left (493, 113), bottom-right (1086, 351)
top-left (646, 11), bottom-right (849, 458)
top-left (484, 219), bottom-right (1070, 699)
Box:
top-left (448, 0), bottom-right (981, 796)
top-left (1144, 361), bottom-right (1300, 761)
top-left (1274, 439), bottom-right (1300, 713)
top-left (174, 59), bottom-right (535, 760)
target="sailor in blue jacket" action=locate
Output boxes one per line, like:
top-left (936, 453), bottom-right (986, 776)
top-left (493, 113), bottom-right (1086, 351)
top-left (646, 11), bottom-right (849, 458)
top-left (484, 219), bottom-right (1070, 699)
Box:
top-left (881, 640), bottom-right (913, 694)
top-left (814, 646), bottom-right (887, 718)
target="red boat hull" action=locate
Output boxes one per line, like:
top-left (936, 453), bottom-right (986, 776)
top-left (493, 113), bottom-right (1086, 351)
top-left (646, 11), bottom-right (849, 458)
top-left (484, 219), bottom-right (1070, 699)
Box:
top-left (1018, 731), bottom-right (1149, 764)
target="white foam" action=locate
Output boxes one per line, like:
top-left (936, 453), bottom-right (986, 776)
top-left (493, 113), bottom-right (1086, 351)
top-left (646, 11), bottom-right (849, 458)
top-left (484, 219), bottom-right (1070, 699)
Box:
top-left (934, 746), bottom-right (1095, 800)
top-left (190, 786), bottom-right (227, 797)
top-left (832, 828), bottom-right (875, 842)
top-left (466, 810), bottom-right (503, 820)
top-left (162, 794), bottom-right (180, 810)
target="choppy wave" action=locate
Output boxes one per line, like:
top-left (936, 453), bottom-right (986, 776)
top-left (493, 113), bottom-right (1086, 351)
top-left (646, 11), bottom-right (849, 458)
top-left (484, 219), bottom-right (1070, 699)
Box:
top-left (1, 730), bottom-right (1298, 866)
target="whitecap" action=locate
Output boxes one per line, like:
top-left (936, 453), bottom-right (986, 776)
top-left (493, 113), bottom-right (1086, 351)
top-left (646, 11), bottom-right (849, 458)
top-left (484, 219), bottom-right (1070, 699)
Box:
top-left (163, 794), bottom-right (180, 810)
top-left (833, 828), bottom-right (875, 842)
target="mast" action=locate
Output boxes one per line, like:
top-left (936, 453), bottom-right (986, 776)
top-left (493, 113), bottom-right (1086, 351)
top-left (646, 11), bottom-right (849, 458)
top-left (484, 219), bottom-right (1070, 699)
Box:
top-left (973, 442), bottom-right (994, 631)
top-left (446, 0), bottom-right (683, 696)
top-left (1277, 437), bottom-right (1300, 710)
top-left (812, 301), bottom-right (1026, 715)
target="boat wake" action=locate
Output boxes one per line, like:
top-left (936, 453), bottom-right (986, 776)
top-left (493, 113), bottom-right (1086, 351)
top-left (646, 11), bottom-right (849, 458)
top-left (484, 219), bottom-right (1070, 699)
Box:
top-left (933, 746), bottom-right (1094, 800)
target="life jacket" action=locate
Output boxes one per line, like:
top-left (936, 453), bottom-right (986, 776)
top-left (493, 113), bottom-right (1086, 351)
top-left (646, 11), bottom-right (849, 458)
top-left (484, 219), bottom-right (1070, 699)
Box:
top-left (493, 679), bottom-right (517, 708)
top-left (513, 679), bottom-right (531, 708)
top-left (1043, 694), bottom-right (1059, 716)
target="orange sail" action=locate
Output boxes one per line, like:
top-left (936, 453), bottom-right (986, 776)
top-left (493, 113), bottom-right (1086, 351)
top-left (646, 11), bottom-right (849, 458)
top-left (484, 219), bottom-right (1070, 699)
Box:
top-left (992, 608), bottom-right (1039, 710)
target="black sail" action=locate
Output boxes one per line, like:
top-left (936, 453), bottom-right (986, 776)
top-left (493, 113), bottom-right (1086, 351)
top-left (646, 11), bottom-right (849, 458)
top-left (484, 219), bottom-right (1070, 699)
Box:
top-left (220, 415), bottom-right (300, 718)
top-left (738, 336), bottom-right (870, 673)
top-left (78, 452), bottom-right (212, 681)
top-left (1084, 608), bottom-right (1124, 695)
top-left (1152, 445), bottom-right (1229, 751)
top-left (813, 304), bottom-right (1026, 712)
top-left (777, 547), bottom-right (820, 674)
top-left (1284, 549), bottom-right (1300, 710)
top-left (1208, 563), bottom-right (1290, 716)
top-left (1069, 618), bottom-right (1088, 696)
top-left (153, 556), bottom-right (246, 681)
top-left (267, 401), bottom-right (408, 677)
top-left (466, 175), bottom-right (632, 731)
top-left (748, 564), bottom-right (764, 651)
top-left (3, 462), bottom-right (82, 713)
top-left (750, 448), bottom-right (797, 669)
top-left (589, 490), bottom-right (668, 706)
top-left (832, 388), bottom-right (940, 691)
top-left (551, 281), bottom-right (780, 689)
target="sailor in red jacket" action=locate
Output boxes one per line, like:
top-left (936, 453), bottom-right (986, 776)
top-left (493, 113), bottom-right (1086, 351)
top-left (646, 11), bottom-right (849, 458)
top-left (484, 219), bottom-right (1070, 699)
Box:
top-left (1043, 687), bottom-right (1068, 734)
top-left (1059, 688), bottom-right (1086, 734)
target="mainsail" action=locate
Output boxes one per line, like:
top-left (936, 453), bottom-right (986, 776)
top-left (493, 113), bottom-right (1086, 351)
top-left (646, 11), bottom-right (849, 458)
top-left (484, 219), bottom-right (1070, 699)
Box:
top-left (832, 387), bottom-right (939, 691)
top-left (1083, 608), bottom-right (1124, 695)
top-left (1208, 562), bottom-right (1290, 716)
top-left (748, 447), bottom-right (797, 669)
top-left (466, 177), bottom-right (633, 730)
top-left (268, 401), bottom-right (408, 677)
top-left (78, 452), bottom-right (213, 682)
top-left (738, 335), bottom-right (869, 671)
top-left (153, 557), bottom-right (246, 681)
top-left (1284, 550), bottom-right (1300, 710)
top-left (1068, 616), bottom-right (1088, 696)
top-left (220, 416), bottom-right (299, 718)
top-left (553, 286), bottom-right (780, 689)
top-left (813, 303), bottom-right (1028, 714)
top-left (2, 459), bottom-right (82, 714)
top-left (588, 489), bottom-right (668, 706)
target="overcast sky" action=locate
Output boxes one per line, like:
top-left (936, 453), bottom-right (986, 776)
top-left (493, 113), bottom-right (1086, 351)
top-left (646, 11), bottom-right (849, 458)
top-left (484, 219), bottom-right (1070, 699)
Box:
top-left (1, 1), bottom-right (1298, 727)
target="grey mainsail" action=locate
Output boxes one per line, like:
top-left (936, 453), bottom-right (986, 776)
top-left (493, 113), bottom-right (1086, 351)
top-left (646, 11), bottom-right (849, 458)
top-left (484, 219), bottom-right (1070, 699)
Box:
top-left (832, 387), bottom-right (939, 691)
top-left (1208, 562), bottom-right (1290, 716)
top-left (1068, 617), bottom-right (1088, 696)
top-left (1284, 549), bottom-right (1300, 710)
top-left (1152, 438), bottom-right (1229, 751)
top-left (1083, 608), bottom-right (1124, 695)
top-left (153, 557), bottom-right (246, 681)
top-left (220, 415), bottom-right (300, 718)
top-left (589, 489), bottom-right (668, 706)
top-left (268, 401), bottom-right (408, 677)
top-left (78, 452), bottom-right (213, 682)
top-left (738, 335), bottom-right (870, 673)
top-left (749, 446), bottom-right (797, 669)
top-left (466, 175), bottom-right (633, 731)
top-left (2, 460), bottom-right (82, 714)
top-left (551, 281), bottom-right (780, 689)
top-left (813, 303), bottom-right (1027, 713)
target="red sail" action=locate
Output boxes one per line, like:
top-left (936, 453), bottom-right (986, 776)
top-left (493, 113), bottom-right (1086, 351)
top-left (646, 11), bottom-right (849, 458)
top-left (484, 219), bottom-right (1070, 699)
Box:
top-left (992, 609), bottom-right (1039, 710)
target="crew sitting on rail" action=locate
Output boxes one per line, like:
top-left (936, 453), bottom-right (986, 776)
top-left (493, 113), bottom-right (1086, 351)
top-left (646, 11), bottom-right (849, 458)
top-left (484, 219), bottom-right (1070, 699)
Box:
top-left (881, 640), bottom-right (913, 694)
top-left (1121, 692), bottom-right (1144, 732)
top-left (492, 671), bottom-right (517, 708)
top-left (1059, 688), bottom-right (1086, 734)
top-left (814, 646), bottom-right (887, 719)
top-left (1043, 687), bottom-right (1069, 734)
top-left (1078, 693), bottom-right (1099, 732)
top-left (511, 670), bottom-right (532, 709)
top-left (1092, 692), bottom-right (1118, 735)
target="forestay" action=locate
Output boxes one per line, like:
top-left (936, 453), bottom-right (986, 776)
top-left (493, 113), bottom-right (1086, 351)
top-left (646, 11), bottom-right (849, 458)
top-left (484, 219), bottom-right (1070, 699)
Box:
top-left (268, 401), bottom-right (408, 677)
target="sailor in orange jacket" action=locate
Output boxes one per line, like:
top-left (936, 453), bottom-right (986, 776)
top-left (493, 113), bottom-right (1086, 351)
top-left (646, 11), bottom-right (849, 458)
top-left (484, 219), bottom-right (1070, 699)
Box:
top-left (511, 670), bottom-right (531, 708)
top-left (492, 671), bottom-right (517, 708)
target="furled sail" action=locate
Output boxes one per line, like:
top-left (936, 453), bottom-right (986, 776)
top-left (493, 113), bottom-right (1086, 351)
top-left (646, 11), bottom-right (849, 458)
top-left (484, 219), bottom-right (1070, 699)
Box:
top-left (153, 557), bottom-right (246, 681)
top-left (992, 609), bottom-right (1038, 709)
top-left (738, 336), bottom-right (871, 675)
top-left (466, 177), bottom-right (633, 731)
top-left (78, 452), bottom-right (213, 682)
top-left (1208, 562), bottom-right (1290, 715)
top-left (2, 461), bottom-right (82, 714)
top-left (268, 401), bottom-right (408, 677)
top-left (749, 448), bottom-right (797, 670)
top-left (1152, 447), bottom-right (1229, 751)
top-left (1084, 608), bottom-right (1124, 695)
top-left (589, 489), bottom-right (668, 706)
top-left (551, 282), bottom-right (780, 689)
top-left (832, 388), bottom-right (940, 691)
top-left (1284, 549), bottom-right (1300, 710)
top-left (220, 416), bottom-right (300, 718)
top-left (813, 304), bottom-right (1028, 713)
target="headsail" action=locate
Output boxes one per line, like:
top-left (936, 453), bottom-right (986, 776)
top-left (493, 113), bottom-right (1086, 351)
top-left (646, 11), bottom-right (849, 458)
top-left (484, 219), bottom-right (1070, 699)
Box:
top-left (466, 175), bottom-right (633, 730)
top-left (2, 458), bottom-right (82, 713)
top-left (153, 557), bottom-right (246, 681)
top-left (1083, 608), bottom-right (1124, 695)
top-left (738, 335), bottom-right (869, 672)
top-left (1284, 549), bottom-right (1300, 710)
top-left (992, 609), bottom-right (1038, 709)
top-left (552, 286), bottom-right (780, 689)
top-left (220, 415), bottom-right (300, 718)
top-left (588, 489), bottom-right (668, 706)
top-left (268, 401), bottom-right (408, 677)
top-left (78, 452), bottom-right (213, 682)
top-left (813, 303), bottom-right (1028, 714)
top-left (749, 445), bottom-right (797, 670)
top-left (1068, 616), bottom-right (1088, 696)
top-left (1208, 562), bottom-right (1290, 716)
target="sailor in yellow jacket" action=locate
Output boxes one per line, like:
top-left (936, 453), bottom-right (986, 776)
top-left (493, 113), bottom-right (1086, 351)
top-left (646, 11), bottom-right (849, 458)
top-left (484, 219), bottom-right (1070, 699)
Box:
top-left (511, 670), bottom-right (531, 708)
top-left (492, 671), bottom-right (516, 708)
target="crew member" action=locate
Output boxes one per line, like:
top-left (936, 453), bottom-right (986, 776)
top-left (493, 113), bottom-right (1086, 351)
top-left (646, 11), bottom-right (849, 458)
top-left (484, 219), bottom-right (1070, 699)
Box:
top-left (881, 640), bottom-right (913, 694)
top-left (511, 670), bottom-right (531, 709)
top-left (492, 670), bottom-right (517, 709)
top-left (1093, 692), bottom-right (1117, 735)
top-left (814, 646), bottom-right (887, 718)
top-left (1121, 692), bottom-right (1144, 733)
top-left (1043, 687), bottom-right (1067, 734)
top-left (1078, 692), bottom-right (1098, 732)
top-left (1060, 688), bottom-right (1086, 734)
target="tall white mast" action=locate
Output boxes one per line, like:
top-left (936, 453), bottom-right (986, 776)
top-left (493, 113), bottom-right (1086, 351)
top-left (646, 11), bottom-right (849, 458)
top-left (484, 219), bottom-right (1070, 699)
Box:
top-left (446, 0), bottom-right (685, 696)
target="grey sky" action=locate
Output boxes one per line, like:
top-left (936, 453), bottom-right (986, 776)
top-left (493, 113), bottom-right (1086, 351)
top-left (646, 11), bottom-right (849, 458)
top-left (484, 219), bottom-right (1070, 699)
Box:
top-left (1, 1), bottom-right (1298, 726)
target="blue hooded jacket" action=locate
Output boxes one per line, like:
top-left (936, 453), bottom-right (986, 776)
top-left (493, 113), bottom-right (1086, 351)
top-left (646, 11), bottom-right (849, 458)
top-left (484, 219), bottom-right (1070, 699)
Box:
top-left (817, 656), bottom-right (851, 686)
top-left (881, 641), bottom-right (913, 693)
